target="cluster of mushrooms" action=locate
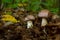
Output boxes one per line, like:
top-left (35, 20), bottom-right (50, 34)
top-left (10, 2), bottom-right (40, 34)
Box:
top-left (24, 9), bottom-right (60, 29)
top-left (22, 9), bottom-right (60, 37)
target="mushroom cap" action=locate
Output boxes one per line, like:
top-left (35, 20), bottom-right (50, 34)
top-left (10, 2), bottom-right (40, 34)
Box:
top-left (38, 9), bottom-right (50, 18)
top-left (24, 15), bottom-right (35, 21)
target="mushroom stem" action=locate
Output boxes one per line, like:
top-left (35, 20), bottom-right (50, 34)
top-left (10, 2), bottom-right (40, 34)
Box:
top-left (41, 18), bottom-right (48, 35)
top-left (27, 21), bottom-right (33, 28)
top-left (41, 18), bottom-right (48, 27)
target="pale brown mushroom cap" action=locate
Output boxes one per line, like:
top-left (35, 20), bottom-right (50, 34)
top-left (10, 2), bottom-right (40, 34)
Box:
top-left (24, 15), bottom-right (35, 21)
top-left (38, 9), bottom-right (50, 18)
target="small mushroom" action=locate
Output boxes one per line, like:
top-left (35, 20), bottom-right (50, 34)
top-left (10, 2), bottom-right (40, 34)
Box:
top-left (52, 15), bottom-right (60, 20)
top-left (38, 9), bottom-right (51, 27)
top-left (51, 15), bottom-right (60, 23)
top-left (24, 15), bottom-right (35, 28)
top-left (38, 9), bottom-right (52, 34)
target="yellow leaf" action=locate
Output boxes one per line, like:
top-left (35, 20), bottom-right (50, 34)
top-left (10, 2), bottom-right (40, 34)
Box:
top-left (18, 3), bottom-right (23, 7)
top-left (18, 3), bottom-right (27, 7)
top-left (1, 15), bottom-right (20, 23)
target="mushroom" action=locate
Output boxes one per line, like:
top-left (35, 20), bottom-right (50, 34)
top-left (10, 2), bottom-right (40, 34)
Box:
top-left (38, 9), bottom-right (51, 27)
top-left (52, 15), bottom-right (60, 23)
top-left (52, 15), bottom-right (59, 20)
top-left (24, 15), bottom-right (35, 28)
top-left (38, 9), bottom-right (52, 34)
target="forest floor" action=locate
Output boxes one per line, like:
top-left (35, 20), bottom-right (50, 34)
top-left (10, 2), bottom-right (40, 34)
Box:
top-left (0, 8), bottom-right (60, 40)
